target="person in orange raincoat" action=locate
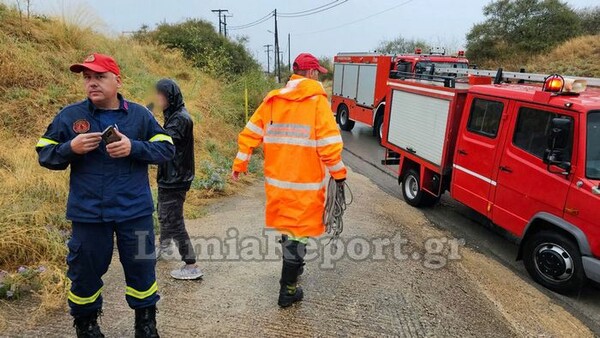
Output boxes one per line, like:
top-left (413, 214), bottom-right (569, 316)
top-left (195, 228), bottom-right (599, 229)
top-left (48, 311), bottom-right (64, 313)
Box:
top-left (232, 53), bottom-right (347, 307)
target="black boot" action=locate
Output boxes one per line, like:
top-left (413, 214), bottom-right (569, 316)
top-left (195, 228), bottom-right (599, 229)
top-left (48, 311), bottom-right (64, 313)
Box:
top-left (135, 305), bottom-right (160, 338)
top-left (278, 260), bottom-right (304, 308)
top-left (298, 262), bottom-right (306, 277)
top-left (73, 310), bottom-right (104, 338)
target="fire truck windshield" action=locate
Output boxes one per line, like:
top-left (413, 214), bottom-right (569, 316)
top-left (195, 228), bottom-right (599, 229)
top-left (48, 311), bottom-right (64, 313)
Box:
top-left (415, 62), bottom-right (468, 74)
top-left (587, 111), bottom-right (600, 180)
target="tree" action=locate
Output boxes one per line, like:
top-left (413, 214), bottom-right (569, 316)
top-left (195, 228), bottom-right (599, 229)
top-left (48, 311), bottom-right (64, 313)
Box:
top-left (578, 6), bottom-right (600, 35)
top-left (375, 36), bottom-right (430, 54)
top-left (134, 19), bottom-right (260, 77)
top-left (466, 0), bottom-right (581, 64)
top-left (318, 56), bottom-right (333, 81)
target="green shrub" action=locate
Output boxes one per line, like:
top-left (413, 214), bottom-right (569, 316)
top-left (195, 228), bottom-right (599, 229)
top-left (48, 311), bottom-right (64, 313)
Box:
top-left (134, 19), bottom-right (261, 77)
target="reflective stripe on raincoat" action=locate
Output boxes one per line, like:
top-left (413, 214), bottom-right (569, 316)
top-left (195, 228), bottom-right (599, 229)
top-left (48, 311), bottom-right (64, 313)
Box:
top-left (233, 74), bottom-right (347, 237)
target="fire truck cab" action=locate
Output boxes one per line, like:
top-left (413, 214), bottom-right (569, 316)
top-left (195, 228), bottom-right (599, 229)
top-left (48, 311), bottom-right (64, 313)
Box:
top-left (381, 70), bottom-right (600, 294)
top-left (331, 50), bottom-right (468, 142)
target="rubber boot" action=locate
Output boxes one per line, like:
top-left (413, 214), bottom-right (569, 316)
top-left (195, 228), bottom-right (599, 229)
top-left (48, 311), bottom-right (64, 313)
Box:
top-left (278, 260), bottom-right (304, 308)
top-left (73, 310), bottom-right (104, 338)
top-left (134, 305), bottom-right (160, 338)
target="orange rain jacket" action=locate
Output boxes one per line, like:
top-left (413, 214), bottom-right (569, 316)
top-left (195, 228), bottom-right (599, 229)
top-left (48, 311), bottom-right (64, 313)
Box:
top-left (233, 75), bottom-right (347, 237)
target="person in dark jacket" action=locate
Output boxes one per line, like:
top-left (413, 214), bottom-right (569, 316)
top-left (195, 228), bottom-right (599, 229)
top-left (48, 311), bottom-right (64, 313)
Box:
top-left (155, 79), bottom-right (203, 280)
top-left (36, 53), bottom-right (172, 338)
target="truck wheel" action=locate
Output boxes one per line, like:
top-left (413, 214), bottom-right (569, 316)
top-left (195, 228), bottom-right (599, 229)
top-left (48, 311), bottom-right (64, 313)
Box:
top-left (401, 169), bottom-right (439, 208)
top-left (337, 104), bottom-right (355, 131)
top-left (523, 231), bottom-right (586, 294)
top-left (373, 114), bottom-right (384, 145)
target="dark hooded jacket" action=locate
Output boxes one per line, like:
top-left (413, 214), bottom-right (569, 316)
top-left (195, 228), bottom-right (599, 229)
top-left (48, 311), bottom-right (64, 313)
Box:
top-left (156, 79), bottom-right (195, 190)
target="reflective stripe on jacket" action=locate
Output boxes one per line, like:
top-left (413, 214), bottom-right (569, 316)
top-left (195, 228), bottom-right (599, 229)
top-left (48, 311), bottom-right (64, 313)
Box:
top-left (233, 75), bottom-right (347, 237)
top-left (36, 95), bottom-right (175, 222)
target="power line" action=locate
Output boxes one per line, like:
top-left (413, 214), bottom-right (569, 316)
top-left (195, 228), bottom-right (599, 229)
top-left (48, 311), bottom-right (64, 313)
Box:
top-left (229, 11), bottom-right (274, 30)
top-left (229, 1), bottom-right (349, 30)
top-left (295, 0), bottom-right (415, 35)
top-left (279, 0), bottom-right (348, 17)
top-left (279, 0), bottom-right (340, 15)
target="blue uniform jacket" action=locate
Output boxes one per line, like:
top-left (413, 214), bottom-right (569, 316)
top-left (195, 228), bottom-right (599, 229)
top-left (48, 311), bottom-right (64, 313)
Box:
top-left (36, 94), bottom-right (175, 223)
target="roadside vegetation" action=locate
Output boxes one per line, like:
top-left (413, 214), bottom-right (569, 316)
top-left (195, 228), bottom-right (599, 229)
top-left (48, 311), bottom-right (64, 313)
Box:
top-left (0, 3), bottom-right (272, 319)
top-left (465, 0), bottom-right (600, 74)
top-left (376, 1), bottom-right (599, 77)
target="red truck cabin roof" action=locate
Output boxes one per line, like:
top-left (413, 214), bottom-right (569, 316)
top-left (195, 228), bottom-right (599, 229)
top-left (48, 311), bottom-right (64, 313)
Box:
top-left (468, 84), bottom-right (600, 112)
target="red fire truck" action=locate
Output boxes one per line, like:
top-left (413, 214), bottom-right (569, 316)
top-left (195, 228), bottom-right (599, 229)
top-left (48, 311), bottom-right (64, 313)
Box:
top-left (331, 50), bottom-right (468, 141)
top-left (380, 68), bottom-right (600, 294)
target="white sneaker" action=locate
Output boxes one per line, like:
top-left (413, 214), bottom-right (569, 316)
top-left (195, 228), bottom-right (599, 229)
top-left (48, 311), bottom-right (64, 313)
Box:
top-left (170, 265), bottom-right (204, 280)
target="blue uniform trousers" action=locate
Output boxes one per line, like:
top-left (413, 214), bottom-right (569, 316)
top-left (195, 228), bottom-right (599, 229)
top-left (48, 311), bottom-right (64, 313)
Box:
top-left (66, 215), bottom-right (159, 317)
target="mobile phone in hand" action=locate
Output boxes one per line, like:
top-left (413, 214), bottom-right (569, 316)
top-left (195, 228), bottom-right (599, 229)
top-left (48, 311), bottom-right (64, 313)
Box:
top-left (102, 125), bottom-right (121, 144)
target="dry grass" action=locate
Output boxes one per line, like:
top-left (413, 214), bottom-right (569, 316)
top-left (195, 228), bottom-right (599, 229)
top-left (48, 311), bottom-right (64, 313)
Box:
top-left (0, 3), bottom-right (268, 316)
top-left (527, 35), bottom-right (600, 77)
top-left (477, 35), bottom-right (600, 78)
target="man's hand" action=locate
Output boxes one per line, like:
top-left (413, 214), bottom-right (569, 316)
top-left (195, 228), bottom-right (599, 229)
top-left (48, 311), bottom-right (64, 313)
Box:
top-left (106, 129), bottom-right (131, 158)
top-left (70, 132), bottom-right (103, 155)
top-left (231, 171), bottom-right (241, 181)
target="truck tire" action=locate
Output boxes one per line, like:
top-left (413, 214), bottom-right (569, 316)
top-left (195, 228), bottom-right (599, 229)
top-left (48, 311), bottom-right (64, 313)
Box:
top-left (337, 104), bottom-right (355, 131)
top-left (523, 231), bottom-right (586, 294)
top-left (401, 169), bottom-right (439, 208)
top-left (373, 113), bottom-right (384, 145)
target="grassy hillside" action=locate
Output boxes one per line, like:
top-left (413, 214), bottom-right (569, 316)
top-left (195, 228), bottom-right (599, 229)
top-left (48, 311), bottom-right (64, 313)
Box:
top-left (479, 34), bottom-right (600, 77)
top-left (526, 34), bottom-right (600, 77)
top-left (0, 3), bottom-right (267, 317)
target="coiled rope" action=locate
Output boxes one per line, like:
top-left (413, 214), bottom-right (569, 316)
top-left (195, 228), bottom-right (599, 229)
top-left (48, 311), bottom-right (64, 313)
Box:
top-left (323, 177), bottom-right (353, 245)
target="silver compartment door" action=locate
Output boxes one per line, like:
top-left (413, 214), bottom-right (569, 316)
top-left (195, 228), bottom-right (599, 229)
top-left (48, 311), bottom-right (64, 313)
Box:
top-left (387, 89), bottom-right (451, 166)
top-left (356, 64), bottom-right (377, 107)
top-left (341, 64), bottom-right (359, 100)
top-left (333, 63), bottom-right (344, 96)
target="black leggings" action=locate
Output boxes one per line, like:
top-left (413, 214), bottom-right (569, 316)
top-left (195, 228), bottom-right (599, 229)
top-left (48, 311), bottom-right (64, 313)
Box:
top-left (158, 188), bottom-right (196, 265)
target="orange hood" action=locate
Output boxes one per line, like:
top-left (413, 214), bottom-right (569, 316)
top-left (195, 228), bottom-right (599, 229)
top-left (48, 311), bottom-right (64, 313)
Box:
top-left (264, 75), bottom-right (327, 103)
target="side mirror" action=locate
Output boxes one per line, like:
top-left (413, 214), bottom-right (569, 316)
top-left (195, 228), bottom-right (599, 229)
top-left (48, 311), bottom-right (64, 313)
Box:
top-left (544, 117), bottom-right (572, 175)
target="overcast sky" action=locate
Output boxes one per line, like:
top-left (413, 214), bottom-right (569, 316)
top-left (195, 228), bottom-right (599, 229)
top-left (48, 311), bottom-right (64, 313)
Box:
top-left (13, 0), bottom-right (599, 69)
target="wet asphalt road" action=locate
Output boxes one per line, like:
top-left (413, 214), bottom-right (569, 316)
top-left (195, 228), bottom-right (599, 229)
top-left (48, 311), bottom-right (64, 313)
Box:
top-left (341, 122), bottom-right (600, 335)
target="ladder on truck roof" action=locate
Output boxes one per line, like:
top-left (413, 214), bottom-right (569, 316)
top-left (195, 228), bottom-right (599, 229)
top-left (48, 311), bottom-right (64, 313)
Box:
top-left (435, 67), bottom-right (600, 87)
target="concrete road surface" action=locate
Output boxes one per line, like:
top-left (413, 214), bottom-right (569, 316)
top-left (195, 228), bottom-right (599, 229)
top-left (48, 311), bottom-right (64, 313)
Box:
top-left (0, 162), bottom-right (594, 336)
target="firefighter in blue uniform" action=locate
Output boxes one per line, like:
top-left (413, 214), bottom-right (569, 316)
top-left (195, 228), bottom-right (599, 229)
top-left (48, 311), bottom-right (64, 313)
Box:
top-left (36, 53), bottom-right (174, 338)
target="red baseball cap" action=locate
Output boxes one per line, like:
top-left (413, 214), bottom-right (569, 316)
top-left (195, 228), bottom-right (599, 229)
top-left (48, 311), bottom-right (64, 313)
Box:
top-left (70, 53), bottom-right (121, 76)
top-left (293, 53), bottom-right (328, 74)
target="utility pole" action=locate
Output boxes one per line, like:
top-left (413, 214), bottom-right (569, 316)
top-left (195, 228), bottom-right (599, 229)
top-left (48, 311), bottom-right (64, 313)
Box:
top-left (223, 14), bottom-right (233, 38)
top-left (211, 9), bottom-right (228, 35)
top-left (274, 9), bottom-right (281, 83)
top-left (263, 44), bottom-right (273, 74)
top-left (288, 33), bottom-right (291, 72)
